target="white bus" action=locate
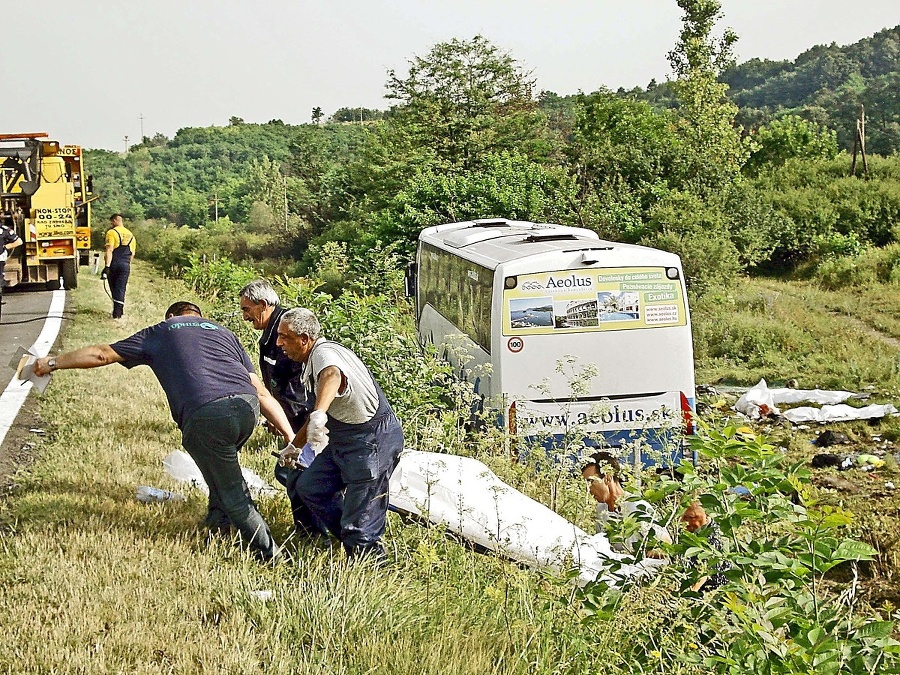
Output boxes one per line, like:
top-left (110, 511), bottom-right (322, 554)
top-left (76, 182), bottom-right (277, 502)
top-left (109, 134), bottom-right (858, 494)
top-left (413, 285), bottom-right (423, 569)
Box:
top-left (407, 219), bottom-right (696, 468)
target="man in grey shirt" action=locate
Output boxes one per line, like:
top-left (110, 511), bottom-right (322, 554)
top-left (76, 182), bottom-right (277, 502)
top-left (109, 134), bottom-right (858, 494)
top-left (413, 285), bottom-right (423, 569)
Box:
top-left (277, 308), bottom-right (403, 561)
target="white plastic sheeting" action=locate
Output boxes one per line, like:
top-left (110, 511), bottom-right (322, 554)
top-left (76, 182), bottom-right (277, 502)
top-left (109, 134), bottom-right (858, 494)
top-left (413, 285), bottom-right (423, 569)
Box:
top-left (783, 403), bottom-right (899, 424)
top-left (162, 450), bottom-right (279, 497)
top-left (734, 379), bottom-right (897, 424)
top-left (389, 450), bottom-right (664, 586)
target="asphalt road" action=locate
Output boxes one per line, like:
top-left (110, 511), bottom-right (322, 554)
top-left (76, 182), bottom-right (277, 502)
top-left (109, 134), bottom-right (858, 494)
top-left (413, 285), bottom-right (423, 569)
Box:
top-left (0, 286), bottom-right (70, 487)
top-left (0, 286), bottom-right (68, 383)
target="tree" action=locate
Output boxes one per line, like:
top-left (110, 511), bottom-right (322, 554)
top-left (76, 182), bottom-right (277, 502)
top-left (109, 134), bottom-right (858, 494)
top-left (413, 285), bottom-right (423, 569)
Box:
top-left (744, 115), bottom-right (839, 174)
top-left (329, 107), bottom-right (384, 123)
top-left (373, 151), bottom-right (578, 252)
top-left (385, 35), bottom-right (542, 169)
top-left (311, 107), bottom-right (324, 125)
top-left (667, 0), bottom-right (753, 196)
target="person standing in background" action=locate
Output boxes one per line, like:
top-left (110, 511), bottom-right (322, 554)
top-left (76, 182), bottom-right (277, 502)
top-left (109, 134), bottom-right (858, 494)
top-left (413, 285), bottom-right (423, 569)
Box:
top-left (0, 212), bottom-right (22, 301)
top-left (101, 214), bottom-right (135, 319)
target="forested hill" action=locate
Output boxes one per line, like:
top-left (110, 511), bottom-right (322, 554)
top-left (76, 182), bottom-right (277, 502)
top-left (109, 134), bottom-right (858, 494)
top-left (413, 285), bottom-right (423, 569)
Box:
top-left (722, 25), bottom-right (900, 153)
top-left (85, 19), bottom-right (900, 294)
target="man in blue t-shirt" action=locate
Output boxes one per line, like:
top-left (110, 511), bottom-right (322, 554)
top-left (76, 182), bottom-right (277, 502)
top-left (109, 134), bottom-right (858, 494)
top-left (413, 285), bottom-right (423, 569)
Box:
top-left (34, 301), bottom-right (295, 562)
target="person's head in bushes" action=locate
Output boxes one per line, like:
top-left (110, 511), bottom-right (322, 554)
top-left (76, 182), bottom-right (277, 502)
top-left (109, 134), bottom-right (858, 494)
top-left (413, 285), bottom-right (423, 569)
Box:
top-left (581, 451), bottom-right (626, 511)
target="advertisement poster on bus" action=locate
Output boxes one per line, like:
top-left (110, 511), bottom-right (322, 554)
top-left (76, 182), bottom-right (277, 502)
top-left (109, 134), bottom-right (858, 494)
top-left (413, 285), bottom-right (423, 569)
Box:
top-left (503, 267), bottom-right (686, 335)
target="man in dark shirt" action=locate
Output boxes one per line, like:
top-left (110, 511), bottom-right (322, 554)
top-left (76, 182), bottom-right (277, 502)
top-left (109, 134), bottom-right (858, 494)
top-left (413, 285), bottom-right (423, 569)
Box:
top-left (34, 301), bottom-right (294, 562)
top-left (239, 280), bottom-right (312, 429)
top-left (238, 279), bottom-right (322, 536)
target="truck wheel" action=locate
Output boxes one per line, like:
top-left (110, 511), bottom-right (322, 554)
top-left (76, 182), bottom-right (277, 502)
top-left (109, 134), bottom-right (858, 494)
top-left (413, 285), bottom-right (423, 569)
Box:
top-left (62, 259), bottom-right (78, 289)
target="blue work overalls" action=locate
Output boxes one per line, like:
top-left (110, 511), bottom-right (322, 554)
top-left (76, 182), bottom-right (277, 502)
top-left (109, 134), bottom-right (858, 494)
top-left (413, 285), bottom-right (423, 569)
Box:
top-left (108, 230), bottom-right (133, 318)
top-left (293, 375), bottom-right (403, 559)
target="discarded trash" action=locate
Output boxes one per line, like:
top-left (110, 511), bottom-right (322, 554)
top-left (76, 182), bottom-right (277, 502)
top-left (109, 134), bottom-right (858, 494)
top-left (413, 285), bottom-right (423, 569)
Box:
top-left (29, 428), bottom-right (44, 434)
top-left (815, 430), bottom-right (851, 447)
top-left (163, 450), bottom-right (278, 497)
top-left (811, 453), bottom-right (846, 469)
top-left (886, 482), bottom-right (895, 490)
top-left (136, 485), bottom-right (186, 503)
top-left (856, 454), bottom-right (885, 469)
top-left (249, 590), bottom-right (274, 602)
top-left (728, 485), bottom-right (752, 498)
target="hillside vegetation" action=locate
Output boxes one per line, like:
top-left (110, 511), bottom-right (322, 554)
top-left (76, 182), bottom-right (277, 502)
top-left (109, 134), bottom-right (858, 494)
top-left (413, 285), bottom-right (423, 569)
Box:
top-left (85, 7), bottom-right (900, 297)
top-left (8, 1), bottom-right (900, 671)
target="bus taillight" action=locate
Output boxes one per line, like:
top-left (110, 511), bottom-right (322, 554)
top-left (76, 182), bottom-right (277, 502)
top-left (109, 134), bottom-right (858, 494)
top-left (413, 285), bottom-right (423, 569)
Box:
top-left (680, 391), bottom-right (694, 435)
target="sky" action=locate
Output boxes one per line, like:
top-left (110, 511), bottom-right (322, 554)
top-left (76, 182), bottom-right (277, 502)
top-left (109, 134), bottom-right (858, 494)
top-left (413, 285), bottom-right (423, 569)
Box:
top-left (4, 1), bottom-right (898, 150)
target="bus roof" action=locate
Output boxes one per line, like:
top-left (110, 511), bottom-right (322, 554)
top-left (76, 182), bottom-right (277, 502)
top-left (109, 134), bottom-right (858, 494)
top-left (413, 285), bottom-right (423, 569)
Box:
top-left (419, 219), bottom-right (676, 268)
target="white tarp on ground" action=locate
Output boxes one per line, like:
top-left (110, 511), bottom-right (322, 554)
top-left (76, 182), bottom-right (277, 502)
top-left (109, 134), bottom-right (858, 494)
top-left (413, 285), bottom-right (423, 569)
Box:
top-left (161, 449), bottom-right (661, 585)
top-left (163, 450), bottom-right (279, 497)
top-left (735, 379), bottom-right (897, 423)
top-left (388, 450), bottom-right (664, 586)
top-left (783, 403), bottom-right (899, 424)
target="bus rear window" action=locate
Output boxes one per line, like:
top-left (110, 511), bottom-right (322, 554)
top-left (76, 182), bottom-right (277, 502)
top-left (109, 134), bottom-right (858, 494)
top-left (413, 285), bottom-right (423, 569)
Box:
top-left (419, 242), bottom-right (493, 352)
top-left (503, 267), bottom-right (686, 335)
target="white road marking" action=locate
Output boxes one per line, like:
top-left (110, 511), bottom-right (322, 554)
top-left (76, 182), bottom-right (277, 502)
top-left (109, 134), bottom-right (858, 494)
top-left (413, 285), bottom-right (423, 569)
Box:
top-left (0, 290), bottom-right (66, 447)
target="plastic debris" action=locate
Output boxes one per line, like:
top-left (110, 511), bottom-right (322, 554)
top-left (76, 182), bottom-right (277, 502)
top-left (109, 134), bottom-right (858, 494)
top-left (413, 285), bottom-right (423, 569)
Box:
top-left (136, 485), bottom-right (186, 503)
top-left (249, 590), bottom-right (274, 601)
top-left (389, 450), bottom-right (664, 586)
top-left (856, 454), bottom-right (885, 469)
top-left (163, 450), bottom-right (279, 497)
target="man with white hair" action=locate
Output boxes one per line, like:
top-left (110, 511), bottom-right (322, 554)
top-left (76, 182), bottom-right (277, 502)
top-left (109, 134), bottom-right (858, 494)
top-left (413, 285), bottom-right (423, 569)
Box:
top-left (238, 279), bottom-right (321, 536)
top-left (276, 308), bottom-right (404, 561)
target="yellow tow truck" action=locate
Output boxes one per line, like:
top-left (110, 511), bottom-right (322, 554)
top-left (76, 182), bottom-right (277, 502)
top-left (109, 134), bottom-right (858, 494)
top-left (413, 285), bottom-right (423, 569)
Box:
top-left (0, 132), bottom-right (94, 289)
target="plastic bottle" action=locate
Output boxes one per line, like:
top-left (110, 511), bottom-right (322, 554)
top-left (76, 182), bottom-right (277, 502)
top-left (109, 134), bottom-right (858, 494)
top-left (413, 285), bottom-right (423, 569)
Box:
top-left (136, 485), bottom-right (186, 503)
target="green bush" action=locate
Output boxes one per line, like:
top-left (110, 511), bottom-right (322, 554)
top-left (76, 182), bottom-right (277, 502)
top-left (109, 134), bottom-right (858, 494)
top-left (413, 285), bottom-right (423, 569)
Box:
top-left (580, 424), bottom-right (899, 674)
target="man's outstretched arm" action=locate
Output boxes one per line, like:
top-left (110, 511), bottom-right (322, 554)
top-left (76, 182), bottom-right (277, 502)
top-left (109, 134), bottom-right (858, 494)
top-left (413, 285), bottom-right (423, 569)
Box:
top-left (34, 345), bottom-right (124, 376)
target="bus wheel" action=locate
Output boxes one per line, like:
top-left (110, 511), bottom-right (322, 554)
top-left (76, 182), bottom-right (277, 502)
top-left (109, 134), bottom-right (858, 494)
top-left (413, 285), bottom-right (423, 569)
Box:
top-left (62, 260), bottom-right (78, 289)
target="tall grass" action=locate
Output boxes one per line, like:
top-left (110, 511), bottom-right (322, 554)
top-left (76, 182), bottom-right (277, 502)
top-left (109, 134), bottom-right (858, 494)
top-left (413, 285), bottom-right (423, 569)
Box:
top-left (0, 264), bottom-right (703, 674)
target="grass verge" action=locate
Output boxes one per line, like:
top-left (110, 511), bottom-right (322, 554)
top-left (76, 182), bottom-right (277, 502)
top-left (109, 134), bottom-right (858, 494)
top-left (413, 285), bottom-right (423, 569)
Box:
top-left (0, 263), bottom-right (704, 674)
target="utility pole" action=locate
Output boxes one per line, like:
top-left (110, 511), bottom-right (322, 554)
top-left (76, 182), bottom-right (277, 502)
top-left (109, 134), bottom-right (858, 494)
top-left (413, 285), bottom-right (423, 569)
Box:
top-left (169, 176), bottom-right (175, 196)
top-left (851, 104), bottom-right (869, 177)
top-left (213, 191), bottom-right (219, 223)
top-left (139, 113), bottom-right (144, 140)
top-left (123, 135), bottom-right (129, 154)
top-left (283, 176), bottom-right (288, 231)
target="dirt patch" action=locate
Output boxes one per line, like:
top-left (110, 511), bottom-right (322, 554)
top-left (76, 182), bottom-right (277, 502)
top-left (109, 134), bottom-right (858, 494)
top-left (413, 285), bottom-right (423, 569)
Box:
top-left (0, 394), bottom-right (45, 497)
top-left (827, 310), bottom-right (900, 350)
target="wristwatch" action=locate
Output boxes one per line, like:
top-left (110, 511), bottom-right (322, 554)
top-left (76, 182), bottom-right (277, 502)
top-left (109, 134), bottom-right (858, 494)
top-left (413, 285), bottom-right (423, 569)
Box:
top-left (48, 358), bottom-right (57, 371)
